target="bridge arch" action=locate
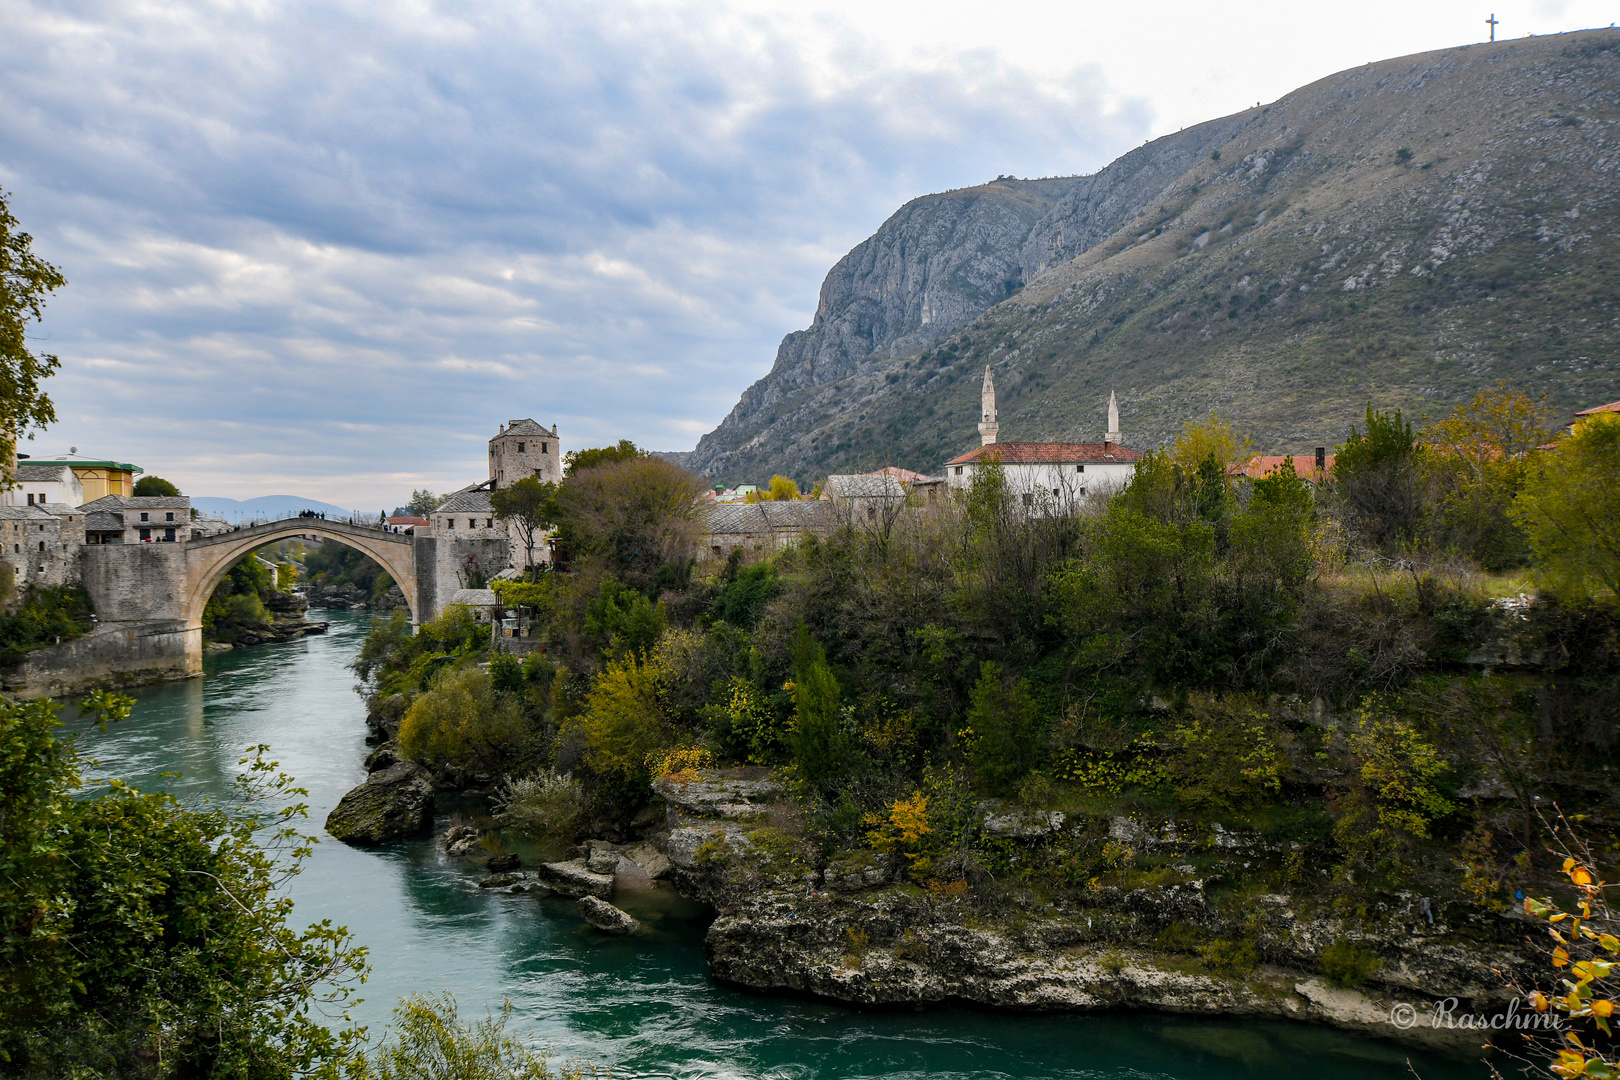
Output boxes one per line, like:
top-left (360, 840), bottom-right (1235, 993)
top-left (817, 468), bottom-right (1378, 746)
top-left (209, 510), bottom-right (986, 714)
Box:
top-left (183, 520), bottom-right (418, 634)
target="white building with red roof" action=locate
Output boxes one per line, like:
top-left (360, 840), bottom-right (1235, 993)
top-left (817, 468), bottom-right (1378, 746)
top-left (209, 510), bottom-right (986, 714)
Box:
top-left (943, 368), bottom-right (1142, 505)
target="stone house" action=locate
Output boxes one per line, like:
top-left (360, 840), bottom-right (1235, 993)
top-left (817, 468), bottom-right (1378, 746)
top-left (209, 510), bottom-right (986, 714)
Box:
top-left (489, 418), bottom-right (561, 487)
top-left (5, 462), bottom-right (84, 508)
top-left (79, 496), bottom-right (193, 544)
top-left (0, 504), bottom-right (85, 591)
top-left (698, 501), bottom-right (837, 558)
top-left (18, 452), bottom-right (142, 502)
top-left (944, 368), bottom-right (1142, 507)
top-left (820, 473), bottom-right (908, 527)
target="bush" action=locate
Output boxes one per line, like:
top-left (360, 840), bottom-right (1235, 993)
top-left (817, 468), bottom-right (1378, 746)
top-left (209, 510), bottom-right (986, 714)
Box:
top-left (789, 625), bottom-right (857, 794)
top-left (1318, 936), bottom-right (1382, 988)
top-left (353, 993), bottom-right (585, 1080)
top-left (583, 579), bottom-right (665, 659)
top-left (1512, 411), bottom-right (1620, 602)
top-left (1164, 694), bottom-right (1282, 814)
top-left (575, 653), bottom-right (668, 803)
top-left (1197, 938), bottom-right (1259, 976)
top-left (0, 585), bottom-right (93, 666)
top-left (398, 666), bottom-right (530, 776)
top-left (964, 661), bottom-right (1046, 796)
top-left (492, 770), bottom-right (588, 843)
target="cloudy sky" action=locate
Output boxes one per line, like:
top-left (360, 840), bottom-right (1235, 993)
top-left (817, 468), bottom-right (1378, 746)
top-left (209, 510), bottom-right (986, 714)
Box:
top-left (1, 0), bottom-right (1609, 508)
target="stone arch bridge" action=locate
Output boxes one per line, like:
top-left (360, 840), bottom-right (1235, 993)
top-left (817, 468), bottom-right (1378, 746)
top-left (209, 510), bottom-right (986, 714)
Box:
top-left (41, 517), bottom-right (512, 693)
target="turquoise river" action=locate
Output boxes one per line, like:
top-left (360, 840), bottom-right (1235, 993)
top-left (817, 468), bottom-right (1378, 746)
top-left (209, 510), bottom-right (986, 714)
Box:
top-left (63, 609), bottom-right (1487, 1080)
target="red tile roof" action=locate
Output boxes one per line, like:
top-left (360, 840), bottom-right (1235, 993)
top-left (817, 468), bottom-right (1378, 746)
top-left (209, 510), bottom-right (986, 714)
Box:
top-left (864, 466), bottom-right (934, 484)
top-left (945, 442), bottom-right (1144, 466)
top-left (1571, 399), bottom-right (1620, 424)
top-left (1232, 454), bottom-right (1335, 480)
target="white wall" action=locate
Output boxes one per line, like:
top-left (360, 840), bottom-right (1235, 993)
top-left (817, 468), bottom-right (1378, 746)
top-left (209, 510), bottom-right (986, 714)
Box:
top-left (943, 458), bottom-right (1136, 503)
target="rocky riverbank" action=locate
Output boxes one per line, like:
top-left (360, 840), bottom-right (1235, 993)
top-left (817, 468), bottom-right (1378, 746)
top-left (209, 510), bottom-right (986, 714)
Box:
top-left (305, 580), bottom-right (407, 612)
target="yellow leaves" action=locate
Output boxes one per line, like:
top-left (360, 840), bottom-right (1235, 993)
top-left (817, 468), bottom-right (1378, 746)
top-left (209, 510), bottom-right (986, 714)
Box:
top-left (1531, 991), bottom-right (1551, 1012)
top-left (1592, 999), bottom-right (1614, 1019)
top-left (1555, 946), bottom-right (1572, 968)
top-left (1599, 934), bottom-right (1620, 955)
top-left (1552, 1050), bottom-right (1588, 1079)
top-left (864, 792), bottom-right (931, 864)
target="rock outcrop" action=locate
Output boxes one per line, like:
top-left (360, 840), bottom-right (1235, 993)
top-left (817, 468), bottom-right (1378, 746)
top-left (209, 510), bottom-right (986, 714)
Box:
top-left (325, 761), bottom-right (435, 844)
top-left (642, 768), bottom-right (1531, 1051)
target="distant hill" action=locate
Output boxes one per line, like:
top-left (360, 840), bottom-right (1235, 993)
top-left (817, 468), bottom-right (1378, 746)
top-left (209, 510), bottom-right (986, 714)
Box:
top-left (190, 495), bottom-right (371, 522)
top-left (690, 30), bottom-right (1620, 484)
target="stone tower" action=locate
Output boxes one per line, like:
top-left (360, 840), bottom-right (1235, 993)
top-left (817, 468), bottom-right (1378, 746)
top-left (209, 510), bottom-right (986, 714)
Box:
top-left (979, 367), bottom-right (999, 446)
top-left (489, 419), bottom-right (562, 488)
top-left (1106, 391), bottom-right (1120, 444)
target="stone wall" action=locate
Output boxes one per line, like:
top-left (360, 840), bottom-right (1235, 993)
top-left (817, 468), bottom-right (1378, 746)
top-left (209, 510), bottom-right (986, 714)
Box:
top-left (417, 533), bottom-right (509, 623)
top-left (2, 619), bottom-right (199, 699)
top-left (82, 543), bottom-right (190, 622)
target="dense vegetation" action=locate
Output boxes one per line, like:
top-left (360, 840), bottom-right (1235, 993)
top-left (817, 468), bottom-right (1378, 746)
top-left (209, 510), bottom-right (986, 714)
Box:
top-left (303, 537), bottom-right (393, 600)
top-left (0, 584), bottom-right (94, 667)
top-left (359, 396), bottom-right (1619, 929)
top-left (202, 553), bottom-right (284, 644)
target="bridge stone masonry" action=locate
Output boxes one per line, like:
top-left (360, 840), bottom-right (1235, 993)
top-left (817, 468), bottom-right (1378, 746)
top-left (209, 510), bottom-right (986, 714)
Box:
top-left (8, 517), bottom-right (509, 698)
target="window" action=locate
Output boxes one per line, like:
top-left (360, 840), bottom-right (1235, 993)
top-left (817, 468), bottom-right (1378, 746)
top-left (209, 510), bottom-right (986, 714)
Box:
top-left (1053, 489), bottom-right (1060, 498)
top-left (165, 511), bottom-right (174, 521)
top-left (1021, 492), bottom-right (1034, 507)
top-left (517, 442), bottom-right (525, 453)
top-left (25, 494), bottom-right (32, 505)
top-left (139, 528), bottom-right (150, 541)
top-left (541, 442), bottom-right (548, 454)
top-left (37, 494), bottom-right (45, 504)
top-left (140, 512), bottom-right (149, 522)
top-left (1079, 486), bottom-right (1088, 496)
top-left (1075, 464), bottom-right (1085, 473)
top-left (954, 466), bottom-right (963, 475)
top-left (485, 518), bottom-right (493, 528)
top-left (164, 528), bottom-right (175, 542)
top-left (37, 541), bottom-right (44, 552)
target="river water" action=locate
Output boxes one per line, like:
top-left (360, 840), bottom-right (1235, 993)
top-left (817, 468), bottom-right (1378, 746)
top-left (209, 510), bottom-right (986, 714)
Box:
top-left (62, 609), bottom-right (1483, 1080)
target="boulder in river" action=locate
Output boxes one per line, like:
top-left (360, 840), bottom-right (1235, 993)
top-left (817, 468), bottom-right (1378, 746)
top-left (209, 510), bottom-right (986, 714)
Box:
top-left (441, 823), bottom-right (481, 857)
top-left (577, 895), bottom-right (639, 935)
top-left (535, 858), bottom-right (614, 899)
top-left (325, 761), bottom-right (435, 845)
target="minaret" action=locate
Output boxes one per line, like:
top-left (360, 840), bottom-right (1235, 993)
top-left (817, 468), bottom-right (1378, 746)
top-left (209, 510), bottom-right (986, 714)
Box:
top-left (979, 367), bottom-right (999, 445)
top-left (1106, 390), bottom-right (1121, 444)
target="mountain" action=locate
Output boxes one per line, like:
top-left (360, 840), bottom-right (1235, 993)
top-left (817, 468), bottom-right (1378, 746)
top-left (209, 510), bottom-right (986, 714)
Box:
top-left (190, 495), bottom-right (370, 522)
top-left (690, 30), bottom-right (1620, 484)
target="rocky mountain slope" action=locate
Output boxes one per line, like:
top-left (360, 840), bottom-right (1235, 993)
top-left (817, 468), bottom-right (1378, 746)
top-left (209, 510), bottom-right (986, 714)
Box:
top-left (691, 30), bottom-right (1620, 483)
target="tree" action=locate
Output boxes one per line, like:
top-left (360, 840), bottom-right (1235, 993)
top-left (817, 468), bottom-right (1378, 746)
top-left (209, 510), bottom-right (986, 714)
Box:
top-left (564, 439), bottom-right (643, 477)
top-left (745, 476), bottom-right (801, 502)
top-left (1512, 412), bottom-right (1620, 602)
top-left (554, 456), bottom-right (701, 591)
top-left (790, 623), bottom-right (855, 794)
top-left (1335, 404), bottom-right (1423, 550)
top-left (0, 191), bottom-right (64, 490)
top-left (491, 476), bottom-right (557, 579)
top-left (0, 693), bottom-right (367, 1075)
top-left (406, 489), bottom-right (444, 516)
top-left (1420, 383), bottom-right (1555, 569)
top-left (964, 661), bottom-right (1046, 796)
top-left (1171, 413), bottom-right (1252, 472)
top-left (132, 475), bottom-right (181, 497)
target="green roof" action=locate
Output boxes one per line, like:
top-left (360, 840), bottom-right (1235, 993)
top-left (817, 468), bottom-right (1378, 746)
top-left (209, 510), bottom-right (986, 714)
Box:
top-left (26, 458), bottom-right (143, 474)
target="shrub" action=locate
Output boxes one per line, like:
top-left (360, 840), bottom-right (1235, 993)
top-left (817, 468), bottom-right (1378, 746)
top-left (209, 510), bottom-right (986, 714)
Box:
top-left (354, 993), bottom-right (585, 1080)
top-left (1318, 936), bottom-right (1382, 987)
top-left (583, 579), bottom-right (665, 659)
top-left (398, 666), bottom-right (528, 775)
top-left (717, 563), bottom-right (781, 628)
top-left (492, 770), bottom-right (588, 843)
top-left (575, 653), bottom-right (668, 802)
top-left (964, 661), bottom-right (1046, 796)
top-left (1197, 938), bottom-right (1259, 976)
top-left (0, 585), bottom-right (94, 665)
top-left (1331, 703), bottom-right (1453, 876)
top-left (1512, 411), bottom-right (1620, 602)
top-left (1164, 694), bottom-right (1283, 813)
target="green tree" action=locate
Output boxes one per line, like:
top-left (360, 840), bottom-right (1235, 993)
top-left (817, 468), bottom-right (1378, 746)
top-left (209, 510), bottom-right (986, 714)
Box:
top-left (583, 578), bottom-right (666, 659)
top-left (790, 624), bottom-right (854, 794)
top-left (1335, 404), bottom-right (1423, 550)
top-left (0, 693), bottom-right (368, 1075)
top-left (554, 456), bottom-right (701, 591)
top-left (1512, 412), bottom-right (1620, 602)
top-left (964, 661), bottom-right (1046, 796)
top-left (564, 439), bottom-right (643, 476)
top-left (1171, 412), bottom-right (1252, 472)
top-left (491, 476), bottom-right (557, 579)
top-left (406, 489), bottom-right (444, 516)
top-left (132, 475), bottom-right (181, 497)
top-left (576, 652), bottom-right (668, 803)
top-left (0, 191), bottom-right (64, 489)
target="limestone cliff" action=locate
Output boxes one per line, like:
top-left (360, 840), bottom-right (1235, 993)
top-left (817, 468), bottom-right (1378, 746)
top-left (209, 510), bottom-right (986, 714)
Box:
top-left (690, 29), bottom-right (1620, 483)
